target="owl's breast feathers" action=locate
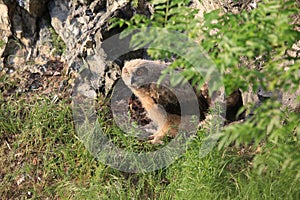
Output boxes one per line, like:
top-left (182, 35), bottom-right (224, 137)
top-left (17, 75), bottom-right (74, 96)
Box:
top-left (131, 83), bottom-right (209, 120)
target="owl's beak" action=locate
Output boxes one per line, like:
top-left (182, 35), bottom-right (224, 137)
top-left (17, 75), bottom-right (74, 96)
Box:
top-left (130, 76), bottom-right (135, 86)
top-left (130, 76), bottom-right (143, 88)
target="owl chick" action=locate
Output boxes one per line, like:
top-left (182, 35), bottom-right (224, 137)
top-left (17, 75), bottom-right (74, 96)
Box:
top-left (121, 59), bottom-right (209, 144)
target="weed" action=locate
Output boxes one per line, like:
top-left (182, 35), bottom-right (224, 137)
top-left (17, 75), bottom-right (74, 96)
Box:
top-left (49, 27), bottom-right (66, 56)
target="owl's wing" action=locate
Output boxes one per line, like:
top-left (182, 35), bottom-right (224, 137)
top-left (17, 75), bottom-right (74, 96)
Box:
top-left (148, 81), bottom-right (209, 120)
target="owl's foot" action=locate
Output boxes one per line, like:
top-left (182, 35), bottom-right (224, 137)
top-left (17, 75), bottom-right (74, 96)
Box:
top-left (148, 132), bottom-right (165, 145)
top-left (148, 123), bottom-right (178, 144)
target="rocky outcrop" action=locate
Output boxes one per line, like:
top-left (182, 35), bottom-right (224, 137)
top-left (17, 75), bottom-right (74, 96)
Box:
top-left (0, 1), bottom-right (11, 70)
top-left (48, 0), bottom-right (150, 94)
top-left (0, 0), bottom-right (51, 69)
top-left (0, 0), bottom-right (151, 95)
top-left (17, 0), bottom-right (50, 17)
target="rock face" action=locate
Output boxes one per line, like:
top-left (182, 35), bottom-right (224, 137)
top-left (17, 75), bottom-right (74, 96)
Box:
top-left (0, 0), bottom-right (150, 95)
top-left (0, 1), bottom-right (10, 69)
top-left (16, 0), bottom-right (50, 17)
top-left (48, 0), bottom-right (149, 94)
top-left (0, 0), bottom-right (47, 69)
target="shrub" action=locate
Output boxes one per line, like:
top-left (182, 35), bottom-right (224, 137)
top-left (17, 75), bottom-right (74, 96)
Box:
top-left (111, 0), bottom-right (300, 180)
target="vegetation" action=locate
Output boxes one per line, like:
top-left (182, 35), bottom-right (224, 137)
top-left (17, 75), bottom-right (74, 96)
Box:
top-left (0, 40), bottom-right (6, 49)
top-left (49, 26), bottom-right (66, 56)
top-left (1, 91), bottom-right (299, 199)
top-left (1, 0), bottom-right (299, 199)
top-left (113, 0), bottom-right (300, 175)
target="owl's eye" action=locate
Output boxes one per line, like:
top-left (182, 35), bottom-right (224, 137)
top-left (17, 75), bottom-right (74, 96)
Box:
top-left (136, 69), bottom-right (143, 76)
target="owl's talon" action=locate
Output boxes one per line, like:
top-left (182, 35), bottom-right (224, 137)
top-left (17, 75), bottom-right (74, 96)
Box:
top-left (148, 134), bottom-right (164, 144)
top-left (148, 134), bottom-right (155, 140)
top-left (148, 138), bottom-right (164, 145)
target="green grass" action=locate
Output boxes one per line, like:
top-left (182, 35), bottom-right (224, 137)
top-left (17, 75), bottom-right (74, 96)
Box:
top-left (49, 26), bottom-right (66, 56)
top-left (0, 92), bottom-right (299, 199)
top-left (0, 40), bottom-right (6, 49)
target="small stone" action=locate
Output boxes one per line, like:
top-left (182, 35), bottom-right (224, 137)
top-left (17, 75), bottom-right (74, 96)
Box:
top-left (292, 42), bottom-right (300, 51)
top-left (16, 174), bottom-right (25, 186)
top-left (209, 28), bottom-right (219, 36)
top-left (286, 49), bottom-right (297, 58)
top-left (211, 19), bottom-right (218, 24)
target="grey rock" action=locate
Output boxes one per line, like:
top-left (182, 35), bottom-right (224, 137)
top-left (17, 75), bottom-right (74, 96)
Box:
top-left (48, 0), bottom-right (72, 45)
top-left (0, 0), bottom-right (37, 63)
top-left (242, 87), bottom-right (258, 105)
top-left (257, 87), bottom-right (282, 102)
top-left (16, 0), bottom-right (50, 17)
top-left (31, 19), bottom-right (56, 64)
top-left (0, 0), bottom-right (67, 74)
top-left (282, 87), bottom-right (300, 112)
top-left (254, 86), bottom-right (300, 112)
top-left (48, 0), bottom-right (134, 70)
top-left (104, 61), bottom-right (121, 94)
top-left (292, 41), bottom-right (300, 51)
top-left (2, 39), bottom-right (26, 67)
top-left (48, 0), bottom-right (149, 96)
top-left (0, 2), bottom-right (11, 57)
top-left (287, 49), bottom-right (298, 58)
top-left (0, 59), bottom-right (3, 71)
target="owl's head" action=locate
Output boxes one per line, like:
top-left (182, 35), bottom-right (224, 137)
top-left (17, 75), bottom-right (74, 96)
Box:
top-left (122, 59), bottom-right (167, 88)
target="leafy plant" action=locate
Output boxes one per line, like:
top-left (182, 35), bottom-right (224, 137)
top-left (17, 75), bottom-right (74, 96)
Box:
top-left (49, 26), bottom-right (66, 56)
top-left (111, 0), bottom-right (300, 181)
top-left (0, 39), bottom-right (6, 49)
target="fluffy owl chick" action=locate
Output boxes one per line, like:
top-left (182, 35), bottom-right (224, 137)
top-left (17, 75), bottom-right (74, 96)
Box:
top-left (121, 59), bottom-right (207, 144)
